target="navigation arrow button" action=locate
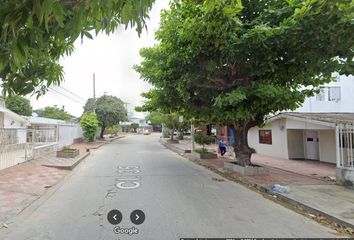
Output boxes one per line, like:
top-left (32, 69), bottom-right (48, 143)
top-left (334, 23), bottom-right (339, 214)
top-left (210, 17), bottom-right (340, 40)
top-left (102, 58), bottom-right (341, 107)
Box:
top-left (107, 209), bottom-right (122, 225)
top-left (130, 209), bottom-right (145, 225)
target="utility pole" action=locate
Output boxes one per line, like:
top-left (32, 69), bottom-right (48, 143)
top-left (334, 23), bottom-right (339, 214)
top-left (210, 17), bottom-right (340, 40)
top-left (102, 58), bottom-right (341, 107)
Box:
top-left (93, 73), bottom-right (96, 112)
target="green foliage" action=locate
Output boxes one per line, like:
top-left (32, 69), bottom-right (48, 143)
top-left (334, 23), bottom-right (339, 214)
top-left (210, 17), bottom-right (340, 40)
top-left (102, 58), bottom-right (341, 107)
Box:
top-left (108, 125), bottom-right (120, 136)
top-left (80, 112), bottom-right (99, 142)
top-left (5, 95), bottom-right (32, 116)
top-left (84, 95), bottom-right (127, 138)
top-left (145, 111), bottom-right (164, 125)
top-left (131, 123), bottom-right (139, 132)
top-left (135, 0), bottom-right (354, 165)
top-left (35, 106), bottom-right (73, 121)
top-left (194, 148), bottom-right (208, 154)
top-left (194, 133), bottom-right (215, 151)
top-left (0, 0), bottom-right (154, 96)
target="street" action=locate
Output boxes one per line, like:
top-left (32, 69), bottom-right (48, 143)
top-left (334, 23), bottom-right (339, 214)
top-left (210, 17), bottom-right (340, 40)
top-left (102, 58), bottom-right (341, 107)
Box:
top-left (0, 135), bottom-right (336, 239)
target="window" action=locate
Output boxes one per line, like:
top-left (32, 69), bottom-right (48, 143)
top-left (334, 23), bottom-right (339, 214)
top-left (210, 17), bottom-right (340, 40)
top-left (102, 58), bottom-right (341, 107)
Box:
top-left (259, 130), bottom-right (272, 145)
top-left (316, 88), bottom-right (326, 101)
top-left (315, 87), bottom-right (341, 102)
top-left (328, 86), bottom-right (341, 101)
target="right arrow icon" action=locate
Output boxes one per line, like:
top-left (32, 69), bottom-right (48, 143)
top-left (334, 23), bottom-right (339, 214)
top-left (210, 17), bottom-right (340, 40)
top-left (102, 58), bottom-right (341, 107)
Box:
top-left (130, 209), bottom-right (145, 225)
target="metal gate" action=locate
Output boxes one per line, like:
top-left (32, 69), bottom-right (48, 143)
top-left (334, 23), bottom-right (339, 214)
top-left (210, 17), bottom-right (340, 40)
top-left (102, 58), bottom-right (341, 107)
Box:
top-left (336, 123), bottom-right (354, 168)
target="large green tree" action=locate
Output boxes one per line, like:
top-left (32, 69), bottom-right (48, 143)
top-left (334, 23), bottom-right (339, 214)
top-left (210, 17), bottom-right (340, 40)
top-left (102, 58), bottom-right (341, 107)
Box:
top-left (84, 95), bottom-right (127, 138)
top-left (145, 111), bottom-right (165, 125)
top-left (35, 105), bottom-right (73, 121)
top-left (0, 0), bottom-right (154, 96)
top-left (5, 95), bottom-right (32, 116)
top-left (135, 0), bottom-right (354, 166)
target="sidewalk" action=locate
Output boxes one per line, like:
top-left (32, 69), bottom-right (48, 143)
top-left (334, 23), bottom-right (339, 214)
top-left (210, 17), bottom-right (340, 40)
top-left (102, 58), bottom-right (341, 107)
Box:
top-left (0, 141), bottom-right (105, 226)
top-left (161, 138), bottom-right (354, 234)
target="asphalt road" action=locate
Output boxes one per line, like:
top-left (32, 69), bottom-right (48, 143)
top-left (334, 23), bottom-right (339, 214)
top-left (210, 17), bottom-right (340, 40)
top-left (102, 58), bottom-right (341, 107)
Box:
top-left (0, 134), bottom-right (336, 240)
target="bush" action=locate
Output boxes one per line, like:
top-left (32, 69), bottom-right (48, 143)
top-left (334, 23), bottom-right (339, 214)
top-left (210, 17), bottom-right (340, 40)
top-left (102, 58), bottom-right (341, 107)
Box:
top-left (194, 133), bottom-right (215, 151)
top-left (80, 112), bottom-right (99, 142)
top-left (194, 148), bottom-right (208, 154)
top-left (108, 125), bottom-right (120, 136)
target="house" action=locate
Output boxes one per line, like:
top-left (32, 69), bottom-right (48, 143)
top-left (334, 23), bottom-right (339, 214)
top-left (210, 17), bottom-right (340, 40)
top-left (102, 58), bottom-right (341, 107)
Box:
top-left (121, 112), bottom-right (152, 133)
top-left (297, 73), bottom-right (354, 113)
top-left (0, 98), bottom-right (29, 129)
top-left (248, 112), bottom-right (354, 186)
top-left (0, 98), bottom-right (30, 170)
top-left (23, 116), bottom-right (83, 152)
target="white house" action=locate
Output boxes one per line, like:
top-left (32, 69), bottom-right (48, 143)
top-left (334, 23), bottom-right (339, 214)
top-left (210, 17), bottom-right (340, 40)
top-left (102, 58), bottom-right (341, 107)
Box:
top-left (297, 74), bottom-right (354, 113)
top-left (24, 116), bottom-right (83, 150)
top-left (0, 98), bottom-right (29, 129)
top-left (0, 98), bottom-right (29, 145)
top-left (0, 98), bottom-right (30, 170)
top-left (248, 112), bottom-right (354, 185)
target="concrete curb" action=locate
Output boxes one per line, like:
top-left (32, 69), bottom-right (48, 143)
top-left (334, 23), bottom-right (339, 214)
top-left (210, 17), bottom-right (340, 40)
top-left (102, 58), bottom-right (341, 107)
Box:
top-left (42, 152), bottom-right (90, 170)
top-left (160, 139), bottom-right (354, 231)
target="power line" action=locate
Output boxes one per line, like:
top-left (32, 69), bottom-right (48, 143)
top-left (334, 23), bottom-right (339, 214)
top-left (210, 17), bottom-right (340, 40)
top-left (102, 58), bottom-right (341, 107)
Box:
top-left (48, 87), bottom-right (85, 105)
top-left (56, 86), bottom-right (86, 101)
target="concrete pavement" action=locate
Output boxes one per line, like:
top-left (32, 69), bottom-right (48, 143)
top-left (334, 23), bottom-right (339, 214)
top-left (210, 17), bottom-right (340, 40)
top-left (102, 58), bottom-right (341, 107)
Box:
top-left (0, 135), bottom-right (341, 239)
top-left (0, 141), bottom-right (104, 225)
top-left (161, 138), bottom-right (354, 234)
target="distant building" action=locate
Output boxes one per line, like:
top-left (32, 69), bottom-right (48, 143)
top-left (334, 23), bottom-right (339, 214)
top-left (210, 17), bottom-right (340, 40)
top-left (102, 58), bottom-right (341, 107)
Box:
top-left (121, 113), bottom-right (152, 133)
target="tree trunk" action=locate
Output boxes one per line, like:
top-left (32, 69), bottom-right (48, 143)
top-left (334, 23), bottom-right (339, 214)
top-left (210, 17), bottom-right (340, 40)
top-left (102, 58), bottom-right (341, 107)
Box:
top-left (100, 126), bottom-right (106, 139)
top-left (231, 121), bottom-right (254, 166)
top-left (171, 128), bottom-right (175, 140)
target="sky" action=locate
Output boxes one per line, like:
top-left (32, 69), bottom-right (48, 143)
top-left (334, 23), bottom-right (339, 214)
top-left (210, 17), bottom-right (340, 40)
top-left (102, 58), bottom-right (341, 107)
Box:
top-left (29, 0), bottom-right (169, 118)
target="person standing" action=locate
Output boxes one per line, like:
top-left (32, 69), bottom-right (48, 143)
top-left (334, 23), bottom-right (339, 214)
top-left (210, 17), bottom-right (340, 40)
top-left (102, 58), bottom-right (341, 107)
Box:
top-left (218, 137), bottom-right (227, 156)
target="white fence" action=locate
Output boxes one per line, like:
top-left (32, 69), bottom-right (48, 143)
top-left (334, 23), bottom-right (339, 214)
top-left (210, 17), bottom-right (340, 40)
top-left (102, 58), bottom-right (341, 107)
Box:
top-left (0, 128), bottom-right (28, 170)
top-left (0, 124), bottom-right (83, 170)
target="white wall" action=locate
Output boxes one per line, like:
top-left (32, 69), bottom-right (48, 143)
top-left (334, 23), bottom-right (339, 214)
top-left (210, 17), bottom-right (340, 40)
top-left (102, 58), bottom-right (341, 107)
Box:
top-left (57, 124), bottom-right (83, 148)
top-left (248, 119), bottom-right (289, 159)
top-left (318, 130), bottom-right (336, 164)
top-left (297, 74), bottom-right (354, 112)
top-left (4, 114), bottom-right (25, 128)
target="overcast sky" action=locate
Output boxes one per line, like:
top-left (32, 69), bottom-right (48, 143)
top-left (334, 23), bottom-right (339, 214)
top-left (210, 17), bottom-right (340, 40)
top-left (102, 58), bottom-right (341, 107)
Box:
top-left (29, 0), bottom-right (169, 117)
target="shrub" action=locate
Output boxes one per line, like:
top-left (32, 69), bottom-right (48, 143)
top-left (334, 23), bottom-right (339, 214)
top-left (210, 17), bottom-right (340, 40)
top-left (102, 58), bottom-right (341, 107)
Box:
top-left (194, 133), bottom-right (215, 152)
top-left (194, 148), bottom-right (208, 154)
top-left (80, 112), bottom-right (99, 142)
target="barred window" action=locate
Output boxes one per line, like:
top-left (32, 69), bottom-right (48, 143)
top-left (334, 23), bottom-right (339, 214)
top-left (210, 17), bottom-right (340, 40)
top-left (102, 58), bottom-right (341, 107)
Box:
top-left (259, 130), bottom-right (272, 145)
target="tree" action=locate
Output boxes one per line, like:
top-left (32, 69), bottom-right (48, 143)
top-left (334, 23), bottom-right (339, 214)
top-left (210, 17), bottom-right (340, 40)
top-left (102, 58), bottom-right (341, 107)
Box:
top-left (130, 123), bottom-right (139, 132)
top-left (163, 113), bottom-right (186, 141)
top-left (0, 0), bottom-right (154, 96)
top-left (35, 106), bottom-right (73, 121)
top-left (145, 111), bottom-right (165, 125)
top-left (135, 0), bottom-right (354, 166)
top-left (194, 133), bottom-right (215, 153)
top-left (80, 112), bottom-right (99, 142)
top-left (83, 95), bottom-right (127, 138)
top-left (5, 95), bottom-right (32, 116)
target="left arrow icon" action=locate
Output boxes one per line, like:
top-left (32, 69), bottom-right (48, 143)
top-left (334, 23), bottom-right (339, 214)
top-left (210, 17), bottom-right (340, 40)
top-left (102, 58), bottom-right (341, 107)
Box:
top-left (107, 210), bottom-right (122, 225)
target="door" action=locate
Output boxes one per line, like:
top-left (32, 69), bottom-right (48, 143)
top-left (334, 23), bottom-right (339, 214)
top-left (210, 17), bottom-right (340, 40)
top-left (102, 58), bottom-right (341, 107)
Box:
top-left (305, 130), bottom-right (319, 160)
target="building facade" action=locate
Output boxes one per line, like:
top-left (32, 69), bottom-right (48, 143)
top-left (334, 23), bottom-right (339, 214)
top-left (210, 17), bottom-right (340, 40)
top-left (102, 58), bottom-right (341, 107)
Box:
top-left (296, 73), bottom-right (354, 113)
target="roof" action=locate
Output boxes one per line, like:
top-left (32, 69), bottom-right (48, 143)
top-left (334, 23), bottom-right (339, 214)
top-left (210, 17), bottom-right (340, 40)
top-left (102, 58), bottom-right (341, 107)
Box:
top-left (0, 106), bottom-right (30, 125)
top-left (271, 112), bottom-right (354, 125)
top-left (24, 116), bottom-right (69, 125)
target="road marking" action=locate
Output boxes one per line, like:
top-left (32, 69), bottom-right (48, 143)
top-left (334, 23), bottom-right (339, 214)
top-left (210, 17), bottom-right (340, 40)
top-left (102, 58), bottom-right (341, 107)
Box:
top-left (115, 166), bottom-right (141, 190)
